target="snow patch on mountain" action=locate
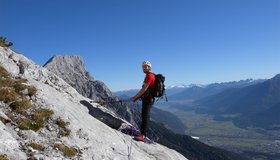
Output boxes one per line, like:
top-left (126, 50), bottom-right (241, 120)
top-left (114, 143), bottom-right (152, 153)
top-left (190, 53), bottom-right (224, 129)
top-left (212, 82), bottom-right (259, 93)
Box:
top-left (166, 84), bottom-right (207, 89)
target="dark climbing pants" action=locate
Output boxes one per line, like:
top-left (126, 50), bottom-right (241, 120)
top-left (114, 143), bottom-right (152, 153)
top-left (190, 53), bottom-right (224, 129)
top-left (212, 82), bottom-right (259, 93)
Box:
top-left (141, 98), bottom-right (154, 136)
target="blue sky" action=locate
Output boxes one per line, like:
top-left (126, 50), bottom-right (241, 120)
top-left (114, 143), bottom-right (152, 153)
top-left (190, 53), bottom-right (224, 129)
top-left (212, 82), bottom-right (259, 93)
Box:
top-left (1, 0), bottom-right (280, 91)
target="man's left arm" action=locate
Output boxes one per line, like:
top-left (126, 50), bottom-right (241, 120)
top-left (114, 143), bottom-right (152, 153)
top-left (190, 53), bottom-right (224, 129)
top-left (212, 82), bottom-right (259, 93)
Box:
top-left (131, 83), bottom-right (150, 102)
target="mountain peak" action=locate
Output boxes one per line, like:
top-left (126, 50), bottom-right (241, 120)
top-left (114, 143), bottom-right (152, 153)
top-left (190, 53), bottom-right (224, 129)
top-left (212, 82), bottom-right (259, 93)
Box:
top-left (44, 54), bottom-right (90, 79)
top-left (43, 54), bottom-right (118, 101)
top-left (44, 55), bottom-right (84, 67)
top-left (272, 74), bottom-right (280, 81)
top-left (46, 54), bottom-right (83, 62)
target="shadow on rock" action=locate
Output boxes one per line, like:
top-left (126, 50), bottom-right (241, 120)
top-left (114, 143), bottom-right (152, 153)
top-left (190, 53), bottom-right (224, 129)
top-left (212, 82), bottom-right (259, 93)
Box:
top-left (80, 100), bottom-right (124, 130)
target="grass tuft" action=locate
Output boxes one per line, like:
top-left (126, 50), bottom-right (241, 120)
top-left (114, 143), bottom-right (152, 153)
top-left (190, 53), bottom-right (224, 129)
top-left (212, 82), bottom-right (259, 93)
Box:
top-left (19, 117), bottom-right (43, 131)
top-left (32, 108), bottom-right (53, 121)
top-left (19, 108), bottom-right (53, 131)
top-left (0, 66), bottom-right (9, 78)
top-left (13, 82), bottom-right (27, 93)
top-left (10, 99), bottom-right (31, 113)
top-left (29, 142), bottom-right (44, 151)
top-left (27, 86), bottom-right (37, 96)
top-left (0, 88), bottom-right (20, 103)
top-left (0, 36), bottom-right (13, 48)
top-left (56, 118), bottom-right (71, 137)
top-left (0, 154), bottom-right (8, 160)
top-left (0, 79), bottom-right (14, 88)
top-left (53, 143), bottom-right (77, 157)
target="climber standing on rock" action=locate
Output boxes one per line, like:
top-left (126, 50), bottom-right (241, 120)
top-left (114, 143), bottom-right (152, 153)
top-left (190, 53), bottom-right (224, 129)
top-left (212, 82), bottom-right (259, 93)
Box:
top-left (131, 61), bottom-right (155, 141)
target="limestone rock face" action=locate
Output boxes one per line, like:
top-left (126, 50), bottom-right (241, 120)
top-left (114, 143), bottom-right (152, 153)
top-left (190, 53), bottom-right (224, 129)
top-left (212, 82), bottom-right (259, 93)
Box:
top-left (43, 55), bottom-right (112, 100)
top-left (0, 47), bottom-right (187, 160)
top-left (43, 55), bottom-right (137, 126)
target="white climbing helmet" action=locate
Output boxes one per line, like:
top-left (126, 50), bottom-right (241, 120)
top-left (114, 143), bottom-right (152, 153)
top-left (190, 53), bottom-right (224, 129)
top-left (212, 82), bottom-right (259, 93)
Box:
top-left (142, 60), bottom-right (152, 68)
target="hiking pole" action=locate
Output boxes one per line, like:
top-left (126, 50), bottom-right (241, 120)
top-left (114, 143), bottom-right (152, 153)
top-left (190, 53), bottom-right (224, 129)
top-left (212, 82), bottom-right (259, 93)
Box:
top-left (127, 101), bottom-right (141, 160)
top-left (128, 126), bottom-right (133, 160)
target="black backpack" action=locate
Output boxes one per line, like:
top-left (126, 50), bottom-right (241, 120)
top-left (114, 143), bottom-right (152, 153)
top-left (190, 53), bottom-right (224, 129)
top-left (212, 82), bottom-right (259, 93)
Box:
top-left (152, 73), bottom-right (165, 98)
top-left (143, 73), bottom-right (167, 101)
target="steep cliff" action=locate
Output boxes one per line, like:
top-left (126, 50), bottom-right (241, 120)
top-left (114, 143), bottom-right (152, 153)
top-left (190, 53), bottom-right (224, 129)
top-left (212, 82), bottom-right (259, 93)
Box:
top-left (43, 55), bottom-right (112, 100)
top-left (0, 47), bottom-right (187, 160)
top-left (43, 55), bottom-right (137, 126)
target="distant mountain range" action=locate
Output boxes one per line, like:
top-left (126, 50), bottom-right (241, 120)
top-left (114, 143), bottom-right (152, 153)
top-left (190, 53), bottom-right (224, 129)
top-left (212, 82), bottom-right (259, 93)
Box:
top-left (148, 75), bottom-right (280, 131)
top-left (196, 74), bottom-right (280, 130)
top-left (113, 89), bottom-right (138, 98)
top-left (168, 79), bottom-right (266, 101)
top-left (114, 79), bottom-right (266, 101)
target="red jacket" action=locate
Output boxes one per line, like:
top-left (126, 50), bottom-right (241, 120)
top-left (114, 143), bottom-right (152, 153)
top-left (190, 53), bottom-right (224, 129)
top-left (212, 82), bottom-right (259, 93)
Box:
top-left (144, 72), bottom-right (155, 89)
